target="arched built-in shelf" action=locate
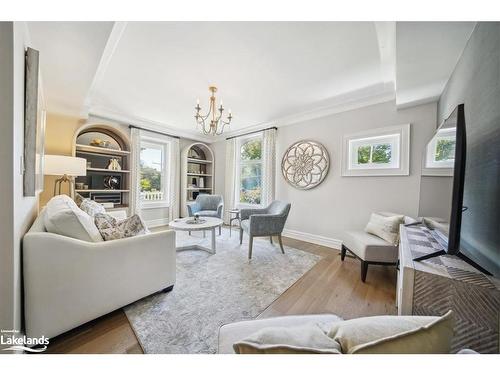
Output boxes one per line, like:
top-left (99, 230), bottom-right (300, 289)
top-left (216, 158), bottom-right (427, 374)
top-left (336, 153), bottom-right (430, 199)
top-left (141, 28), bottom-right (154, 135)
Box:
top-left (72, 124), bottom-right (131, 212)
top-left (180, 142), bottom-right (215, 217)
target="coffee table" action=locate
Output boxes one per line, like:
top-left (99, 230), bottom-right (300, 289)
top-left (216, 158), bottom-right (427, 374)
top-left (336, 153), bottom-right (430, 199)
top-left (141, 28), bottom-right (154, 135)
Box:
top-left (169, 217), bottom-right (224, 254)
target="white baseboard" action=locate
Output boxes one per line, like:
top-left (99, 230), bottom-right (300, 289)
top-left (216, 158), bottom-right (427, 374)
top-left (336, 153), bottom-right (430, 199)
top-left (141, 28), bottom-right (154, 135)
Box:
top-left (282, 228), bottom-right (342, 250)
top-left (145, 218), bottom-right (170, 228)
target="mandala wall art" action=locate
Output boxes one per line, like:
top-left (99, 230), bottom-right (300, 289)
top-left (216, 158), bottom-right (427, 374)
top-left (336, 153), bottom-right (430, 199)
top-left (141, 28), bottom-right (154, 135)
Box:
top-left (281, 140), bottom-right (330, 190)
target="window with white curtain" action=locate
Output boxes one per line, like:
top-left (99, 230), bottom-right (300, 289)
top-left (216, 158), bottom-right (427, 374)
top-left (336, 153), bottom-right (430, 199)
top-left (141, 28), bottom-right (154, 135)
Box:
top-left (140, 139), bottom-right (169, 206)
top-left (237, 135), bottom-right (263, 205)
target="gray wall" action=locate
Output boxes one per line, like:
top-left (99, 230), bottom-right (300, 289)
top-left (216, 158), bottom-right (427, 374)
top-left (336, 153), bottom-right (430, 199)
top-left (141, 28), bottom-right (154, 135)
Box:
top-left (438, 22), bottom-right (500, 274)
top-left (418, 176), bottom-right (453, 219)
top-left (0, 22), bottom-right (16, 342)
top-left (276, 101), bottom-right (437, 242)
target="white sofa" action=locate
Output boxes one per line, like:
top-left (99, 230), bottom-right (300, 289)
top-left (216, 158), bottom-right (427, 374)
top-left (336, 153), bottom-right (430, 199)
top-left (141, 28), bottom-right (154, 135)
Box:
top-left (23, 206), bottom-right (176, 339)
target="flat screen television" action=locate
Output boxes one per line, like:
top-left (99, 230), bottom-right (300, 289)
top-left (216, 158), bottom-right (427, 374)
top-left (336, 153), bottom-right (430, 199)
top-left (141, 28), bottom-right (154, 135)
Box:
top-left (417, 104), bottom-right (499, 275)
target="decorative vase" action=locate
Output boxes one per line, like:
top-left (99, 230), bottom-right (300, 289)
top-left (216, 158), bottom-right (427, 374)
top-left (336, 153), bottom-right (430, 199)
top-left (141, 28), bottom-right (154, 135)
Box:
top-left (107, 158), bottom-right (122, 171)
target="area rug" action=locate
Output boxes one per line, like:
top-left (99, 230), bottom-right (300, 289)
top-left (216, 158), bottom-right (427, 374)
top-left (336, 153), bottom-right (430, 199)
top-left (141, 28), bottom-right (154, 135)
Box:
top-left (124, 227), bottom-right (321, 353)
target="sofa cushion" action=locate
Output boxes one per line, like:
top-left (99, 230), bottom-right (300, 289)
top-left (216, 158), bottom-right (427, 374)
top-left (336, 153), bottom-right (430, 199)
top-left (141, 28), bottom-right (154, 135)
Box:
top-left (218, 314), bottom-right (342, 354)
top-left (233, 323), bottom-right (341, 354)
top-left (364, 213), bottom-right (404, 245)
top-left (44, 195), bottom-right (103, 242)
top-left (343, 230), bottom-right (398, 263)
top-left (79, 199), bottom-right (106, 217)
top-left (94, 213), bottom-right (148, 241)
top-left (328, 310), bottom-right (454, 354)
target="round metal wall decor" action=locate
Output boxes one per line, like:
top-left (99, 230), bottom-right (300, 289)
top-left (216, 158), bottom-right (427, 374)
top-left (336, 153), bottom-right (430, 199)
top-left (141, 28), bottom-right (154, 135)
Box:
top-left (281, 140), bottom-right (330, 190)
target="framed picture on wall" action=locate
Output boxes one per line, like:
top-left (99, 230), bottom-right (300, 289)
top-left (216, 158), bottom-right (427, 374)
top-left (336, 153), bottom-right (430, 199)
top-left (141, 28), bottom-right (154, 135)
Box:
top-left (24, 47), bottom-right (45, 196)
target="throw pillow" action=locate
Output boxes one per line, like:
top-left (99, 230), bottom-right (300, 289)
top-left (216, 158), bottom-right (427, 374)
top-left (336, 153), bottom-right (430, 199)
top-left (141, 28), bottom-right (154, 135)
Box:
top-left (44, 194), bottom-right (103, 242)
top-left (94, 213), bottom-right (148, 241)
top-left (365, 213), bottom-right (404, 245)
top-left (80, 199), bottom-right (106, 217)
top-left (233, 323), bottom-right (342, 354)
top-left (74, 192), bottom-right (85, 207)
top-left (328, 310), bottom-right (454, 354)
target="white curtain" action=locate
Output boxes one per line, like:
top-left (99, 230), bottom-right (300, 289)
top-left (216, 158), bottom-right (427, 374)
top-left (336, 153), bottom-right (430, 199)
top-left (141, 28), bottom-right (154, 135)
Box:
top-left (168, 137), bottom-right (180, 221)
top-left (261, 128), bottom-right (277, 206)
top-left (224, 138), bottom-right (237, 224)
top-left (130, 127), bottom-right (142, 216)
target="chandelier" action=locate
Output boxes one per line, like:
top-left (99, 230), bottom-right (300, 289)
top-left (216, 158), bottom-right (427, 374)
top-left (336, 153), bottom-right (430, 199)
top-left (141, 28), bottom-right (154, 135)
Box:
top-left (195, 86), bottom-right (232, 136)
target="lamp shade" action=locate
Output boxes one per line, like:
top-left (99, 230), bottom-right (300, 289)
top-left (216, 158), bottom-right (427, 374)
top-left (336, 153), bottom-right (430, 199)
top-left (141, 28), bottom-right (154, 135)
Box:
top-left (44, 155), bottom-right (87, 176)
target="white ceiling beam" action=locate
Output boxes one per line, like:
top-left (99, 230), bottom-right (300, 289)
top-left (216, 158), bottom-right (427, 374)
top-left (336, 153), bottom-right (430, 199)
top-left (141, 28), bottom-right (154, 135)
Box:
top-left (374, 21), bottom-right (396, 92)
top-left (81, 21), bottom-right (128, 117)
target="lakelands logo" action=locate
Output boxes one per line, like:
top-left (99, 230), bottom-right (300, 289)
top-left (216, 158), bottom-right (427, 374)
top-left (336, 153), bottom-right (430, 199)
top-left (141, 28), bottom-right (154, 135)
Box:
top-left (1, 329), bottom-right (49, 353)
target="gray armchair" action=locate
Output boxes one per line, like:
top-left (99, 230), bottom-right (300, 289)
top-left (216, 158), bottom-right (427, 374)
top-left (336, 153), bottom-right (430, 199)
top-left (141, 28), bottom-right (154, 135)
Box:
top-left (187, 194), bottom-right (224, 235)
top-left (239, 200), bottom-right (291, 259)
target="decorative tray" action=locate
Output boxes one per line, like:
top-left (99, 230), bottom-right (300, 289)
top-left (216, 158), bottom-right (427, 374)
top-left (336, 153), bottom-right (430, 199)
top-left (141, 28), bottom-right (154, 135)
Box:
top-left (185, 219), bottom-right (207, 224)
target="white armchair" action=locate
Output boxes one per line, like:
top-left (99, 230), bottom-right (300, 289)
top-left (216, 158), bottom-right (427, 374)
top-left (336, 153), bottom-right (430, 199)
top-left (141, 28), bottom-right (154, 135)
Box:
top-left (23, 210), bottom-right (176, 339)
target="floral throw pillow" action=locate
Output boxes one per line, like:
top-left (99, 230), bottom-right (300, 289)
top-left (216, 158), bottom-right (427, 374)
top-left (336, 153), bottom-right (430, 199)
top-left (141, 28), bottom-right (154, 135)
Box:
top-left (80, 199), bottom-right (106, 217)
top-left (94, 213), bottom-right (149, 241)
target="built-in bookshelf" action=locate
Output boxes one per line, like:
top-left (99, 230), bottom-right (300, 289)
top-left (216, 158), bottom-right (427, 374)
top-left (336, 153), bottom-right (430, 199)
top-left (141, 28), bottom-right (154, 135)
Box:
top-left (180, 142), bottom-right (215, 217)
top-left (72, 126), bottom-right (131, 211)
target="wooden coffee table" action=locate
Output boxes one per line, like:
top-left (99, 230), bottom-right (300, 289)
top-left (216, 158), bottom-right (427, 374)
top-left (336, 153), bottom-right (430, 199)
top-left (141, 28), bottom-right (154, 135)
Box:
top-left (168, 217), bottom-right (224, 254)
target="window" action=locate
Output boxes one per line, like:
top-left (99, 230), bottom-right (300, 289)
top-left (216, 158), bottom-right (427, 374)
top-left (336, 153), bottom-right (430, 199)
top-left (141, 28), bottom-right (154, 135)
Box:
top-left (342, 124), bottom-right (410, 176)
top-left (140, 140), bottom-right (168, 204)
top-left (349, 134), bottom-right (400, 169)
top-left (238, 136), bottom-right (262, 205)
top-left (425, 128), bottom-right (456, 169)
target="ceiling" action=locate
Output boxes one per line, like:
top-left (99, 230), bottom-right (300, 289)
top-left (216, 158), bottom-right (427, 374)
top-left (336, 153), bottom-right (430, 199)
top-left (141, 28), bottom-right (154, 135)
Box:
top-left (27, 21), bottom-right (475, 141)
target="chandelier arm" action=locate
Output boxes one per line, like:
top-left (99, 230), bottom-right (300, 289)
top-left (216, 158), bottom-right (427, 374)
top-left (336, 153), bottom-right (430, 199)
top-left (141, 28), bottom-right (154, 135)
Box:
top-left (196, 116), bottom-right (211, 134)
top-left (214, 122), bottom-right (226, 136)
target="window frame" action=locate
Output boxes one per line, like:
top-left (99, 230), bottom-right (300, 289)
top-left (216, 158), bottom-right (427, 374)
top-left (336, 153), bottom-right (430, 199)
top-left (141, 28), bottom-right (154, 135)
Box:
top-left (342, 124), bottom-right (410, 176)
top-left (139, 136), bottom-right (170, 209)
top-left (236, 134), bottom-right (264, 207)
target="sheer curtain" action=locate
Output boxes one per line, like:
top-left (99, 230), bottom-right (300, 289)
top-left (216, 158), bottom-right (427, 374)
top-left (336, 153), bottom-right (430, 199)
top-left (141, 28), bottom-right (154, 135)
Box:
top-left (130, 127), bottom-right (142, 216)
top-left (168, 137), bottom-right (180, 221)
top-left (261, 128), bottom-right (277, 206)
top-left (224, 138), bottom-right (237, 224)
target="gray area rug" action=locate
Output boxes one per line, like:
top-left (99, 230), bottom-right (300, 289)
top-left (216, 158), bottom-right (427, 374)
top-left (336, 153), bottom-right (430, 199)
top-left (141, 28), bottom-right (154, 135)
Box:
top-left (124, 227), bottom-right (321, 353)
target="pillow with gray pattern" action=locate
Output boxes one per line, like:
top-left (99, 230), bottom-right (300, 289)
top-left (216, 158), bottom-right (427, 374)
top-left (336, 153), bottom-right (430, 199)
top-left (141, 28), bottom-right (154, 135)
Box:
top-left (80, 199), bottom-right (106, 217)
top-left (94, 213), bottom-right (149, 241)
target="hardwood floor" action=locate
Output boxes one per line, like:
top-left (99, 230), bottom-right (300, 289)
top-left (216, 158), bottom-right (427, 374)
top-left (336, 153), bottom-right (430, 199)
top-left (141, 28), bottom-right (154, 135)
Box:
top-left (45, 233), bottom-right (397, 354)
top-left (259, 236), bottom-right (397, 320)
top-left (45, 309), bottom-right (143, 354)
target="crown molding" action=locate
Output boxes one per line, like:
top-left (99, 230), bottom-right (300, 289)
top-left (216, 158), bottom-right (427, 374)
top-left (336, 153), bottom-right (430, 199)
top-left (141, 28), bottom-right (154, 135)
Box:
top-left (88, 107), bottom-right (215, 143)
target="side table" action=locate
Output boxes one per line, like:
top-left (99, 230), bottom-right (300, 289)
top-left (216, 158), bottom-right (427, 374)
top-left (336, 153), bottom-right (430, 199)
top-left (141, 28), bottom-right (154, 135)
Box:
top-left (228, 209), bottom-right (241, 237)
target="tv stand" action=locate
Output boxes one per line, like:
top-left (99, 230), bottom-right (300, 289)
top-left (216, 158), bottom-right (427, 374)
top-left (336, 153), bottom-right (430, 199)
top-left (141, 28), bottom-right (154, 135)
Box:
top-left (398, 225), bottom-right (500, 353)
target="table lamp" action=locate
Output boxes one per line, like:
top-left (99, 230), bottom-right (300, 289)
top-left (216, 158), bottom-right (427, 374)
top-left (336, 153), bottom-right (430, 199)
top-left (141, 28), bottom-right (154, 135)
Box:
top-left (44, 155), bottom-right (87, 196)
